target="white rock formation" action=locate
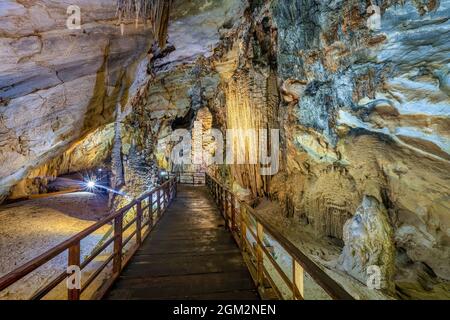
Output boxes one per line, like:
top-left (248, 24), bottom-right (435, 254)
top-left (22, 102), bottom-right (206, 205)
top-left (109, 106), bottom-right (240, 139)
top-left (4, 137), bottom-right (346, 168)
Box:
top-left (338, 196), bottom-right (396, 292)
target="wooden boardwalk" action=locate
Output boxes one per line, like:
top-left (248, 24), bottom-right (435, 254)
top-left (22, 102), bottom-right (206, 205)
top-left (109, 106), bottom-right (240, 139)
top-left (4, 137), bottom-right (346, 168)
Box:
top-left (105, 186), bottom-right (259, 300)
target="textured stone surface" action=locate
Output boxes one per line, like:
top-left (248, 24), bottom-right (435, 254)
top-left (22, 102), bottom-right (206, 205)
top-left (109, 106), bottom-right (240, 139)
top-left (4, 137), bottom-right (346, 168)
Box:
top-left (268, 0), bottom-right (450, 293)
top-left (0, 0), bottom-right (153, 201)
top-left (8, 124), bottom-right (114, 199)
top-left (162, 0), bottom-right (449, 298)
top-left (1, 0), bottom-right (449, 300)
top-left (157, 0), bottom-right (244, 69)
top-left (338, 196), bottom-right (396, 292)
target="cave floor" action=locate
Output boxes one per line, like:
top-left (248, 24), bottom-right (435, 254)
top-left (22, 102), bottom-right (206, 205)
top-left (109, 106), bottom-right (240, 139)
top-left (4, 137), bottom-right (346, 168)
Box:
top-left (105, 186), bottom-right (259, 300)
top-left (0, 192), bottom-right (110, 299)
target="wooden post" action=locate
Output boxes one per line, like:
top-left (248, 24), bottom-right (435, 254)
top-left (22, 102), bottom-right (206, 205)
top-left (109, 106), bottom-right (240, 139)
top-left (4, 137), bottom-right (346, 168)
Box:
top-left (256, 222), bottom-right (264, 288)
top-left (168, 182), bottom-right (171, 201)
top-left (68, 242), bottom-right (81, 300)
top-left (113, 215), bottom-right (123, 275)
top-left (220, 186), bottom-right (224, 213)
top-left (293, 259), bottom-right (304, 300)
top-left (240, 207), bottom-right (247, 250)
top-left (216, 183), bottom-right (219, 203)
top-left (231, 194), bottom-right (236, 231)
top-left (217, 184), bottom-right (222, 205)
top-left (161, 188), bottom-right (165, 212)
top-left (163, 186), bottom-right (166, 210)
top-left (167, 181), bottom-right (171, 204)
top-left (224, 190), bottom-right (229, 229)
top-left (157, 189), bottom-right (161, 218)
top-left (223, 189), bottom-right (226, 215)
top-left (136, 202), bottom-right (142, 245)
top-left (148, 194), bottom-right (154, 228)
top-left (171, 179), bottom-right (175, 201)
top-left (174, 179), bottom-right (178, 197)
top-left (164, 183), bottom-right (169, 207)
top-left (219, 186), bottom-right (222, 213)
top-left (215, 184), bottom-right (218, 203)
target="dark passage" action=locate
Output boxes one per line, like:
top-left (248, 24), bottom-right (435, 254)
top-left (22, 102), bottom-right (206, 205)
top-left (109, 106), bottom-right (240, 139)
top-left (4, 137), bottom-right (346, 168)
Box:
top-left (105, 186), bottom-right (259, 300)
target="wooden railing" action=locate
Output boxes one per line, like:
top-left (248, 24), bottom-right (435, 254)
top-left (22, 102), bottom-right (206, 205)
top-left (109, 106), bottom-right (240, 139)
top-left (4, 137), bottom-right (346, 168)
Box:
top-left (170, 172), bottom-right (206, 185)
top-left (0, 177), bottom-right (177, 300)
top-left (206, 174), bottom-right (354, 300)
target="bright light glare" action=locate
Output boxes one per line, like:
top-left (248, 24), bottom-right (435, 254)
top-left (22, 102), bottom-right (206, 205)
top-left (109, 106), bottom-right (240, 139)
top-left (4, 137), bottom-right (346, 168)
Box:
top-left (86, 181), bottom-right (96, 188)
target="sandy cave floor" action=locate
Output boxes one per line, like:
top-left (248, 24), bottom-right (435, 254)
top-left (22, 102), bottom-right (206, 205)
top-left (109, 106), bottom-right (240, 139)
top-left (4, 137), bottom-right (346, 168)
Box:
top-left (0, 192), bottom-right (113, 300)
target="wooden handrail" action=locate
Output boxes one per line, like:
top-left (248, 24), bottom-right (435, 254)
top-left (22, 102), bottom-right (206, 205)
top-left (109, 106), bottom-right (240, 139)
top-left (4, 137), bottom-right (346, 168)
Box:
top-left (205, 174), bottom-right (354, 300)
top-left (0, 177), bottom-right (177, 300)
top-left (170, 172), bottom-right (206, 185)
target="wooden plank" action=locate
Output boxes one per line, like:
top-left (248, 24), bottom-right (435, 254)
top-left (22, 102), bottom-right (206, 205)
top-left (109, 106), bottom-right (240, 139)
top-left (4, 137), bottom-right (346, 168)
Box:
top-left (107, 289), bottom-right (259, 301)
top-left (68, 242), bottom-right (80, 300)
top-left (181, 290), bottom-right (259, 300)
top-left (293, 260), bottom-right (304, 300)
top-left (123, 252), bottom-right (248, 277)
top-left (105, 186), bottom-right (258, 300)
top-left (108, 270), bottom-right (255, 299)
top-left (136, 202), bottom-right (142, 245)
top-left (256, 222), bottom-right (264, 287)
top-left (113, 215), bottom-right (123, 275)
top-left (147, 229), bottom-right (231, 241)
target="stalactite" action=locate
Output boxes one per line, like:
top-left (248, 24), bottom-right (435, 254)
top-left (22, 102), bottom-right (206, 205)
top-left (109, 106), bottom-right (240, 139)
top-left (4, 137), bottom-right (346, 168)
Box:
top-left (116, 0), bottom-right (173, 48)
top-left (111, 102), bottom-right (125, 191)
top-left (225, 67), bottom-right (279, 198)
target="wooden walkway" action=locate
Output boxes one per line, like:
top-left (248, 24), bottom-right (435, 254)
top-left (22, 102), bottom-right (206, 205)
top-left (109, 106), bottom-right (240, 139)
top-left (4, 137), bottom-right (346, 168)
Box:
top-left (105, 186), bottom-right (259, 300)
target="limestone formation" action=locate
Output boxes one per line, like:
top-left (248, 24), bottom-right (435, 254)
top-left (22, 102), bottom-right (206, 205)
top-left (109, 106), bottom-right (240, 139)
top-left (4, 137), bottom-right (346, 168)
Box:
top-left (338, 196), bottom-right (396, 292)
top-left (0, 0), bottom-right (154, 201)
top-left (0, 0), bottom-right (449, 300)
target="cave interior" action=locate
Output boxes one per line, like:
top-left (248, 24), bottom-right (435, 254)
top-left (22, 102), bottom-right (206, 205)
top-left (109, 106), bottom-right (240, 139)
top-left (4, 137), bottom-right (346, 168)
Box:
top-left (0, 0), bottom-right (449, 300)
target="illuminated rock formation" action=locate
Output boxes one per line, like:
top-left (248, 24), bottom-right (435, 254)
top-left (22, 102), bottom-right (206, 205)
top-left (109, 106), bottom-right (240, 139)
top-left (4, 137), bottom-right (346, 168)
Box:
top-left (0, 0), bottom-right (154, 201)
top-left (0, 0), bottom-right (449, 300)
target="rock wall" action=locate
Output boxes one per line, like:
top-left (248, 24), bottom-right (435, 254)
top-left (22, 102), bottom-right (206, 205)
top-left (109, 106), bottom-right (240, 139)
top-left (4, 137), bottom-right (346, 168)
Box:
top-left (137, 1), bottom-right (448, 298)
top-left (0, 0), bottom-right (154, 202)
top-left (172, 0), bottom-right (449, 298)
top-left (8, 124), bottom-right (114, 199)
top-left (1, 0), bottom-right (448, 299)
top-left (269, 0), bottom-right (450, 294)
